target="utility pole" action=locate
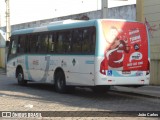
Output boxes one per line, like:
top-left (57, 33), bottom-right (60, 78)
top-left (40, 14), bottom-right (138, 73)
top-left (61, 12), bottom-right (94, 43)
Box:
top-left (5, 0), bottom-right (10, 70)
top-left (102, 0), bottom-right (108, 18)
top-left (0, 13), bottom-right (1, 28)
top-left (0, 0), bottom-right (2, 28)
top-left (5, 0), bottom-right (11, 41)
top-left (136, 0), bottom-right (144, 22)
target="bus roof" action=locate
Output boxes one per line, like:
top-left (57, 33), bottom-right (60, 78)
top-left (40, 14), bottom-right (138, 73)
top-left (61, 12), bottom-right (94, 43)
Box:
top-left (11, 19), bottom-right (97, 35)
top-left (11, 19), bottom-right (142, 36)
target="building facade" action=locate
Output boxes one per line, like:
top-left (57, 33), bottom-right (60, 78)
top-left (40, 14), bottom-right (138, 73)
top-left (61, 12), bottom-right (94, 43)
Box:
top-left (137, 0), bottom-right (160, 85)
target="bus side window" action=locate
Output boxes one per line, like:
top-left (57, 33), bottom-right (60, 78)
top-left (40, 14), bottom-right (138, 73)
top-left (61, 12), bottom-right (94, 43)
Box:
top-left (7, 35), bottom-right (18, 61)
top-left (55, 31), bottom-right (72, 54)
top-left (11, 36), bottom-right (18, 55)
top-left (63, 31), bottom-right (72, 53)
top-left (56, 32), bottom-right (63, 53)
top-left (81, 27), bottom-right (96, 54)
top-left (72, 29), bottom-right (82, 53)
top-left (25, 35), bottom-right (29, 53)
top-left (44, 35), bottom-right (49, 53)
top-left (82, 29), bottom-right (90, 53)
top-left (48, 33), bottom-right (55, 53)
top-left (37, 34), bottom-right (48, 53)
top-left (17, 35), bottom-right (26, 54)
top-left (30, 34), bottom-right (38, 53)
top-left (91, 28), bottom-right (96, 54)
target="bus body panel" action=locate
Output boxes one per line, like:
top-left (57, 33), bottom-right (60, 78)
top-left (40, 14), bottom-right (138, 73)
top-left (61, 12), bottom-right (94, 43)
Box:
top-left (7, 55), bottom-right (95, 86)
top-left (7, 19), bottom-right (150, 88)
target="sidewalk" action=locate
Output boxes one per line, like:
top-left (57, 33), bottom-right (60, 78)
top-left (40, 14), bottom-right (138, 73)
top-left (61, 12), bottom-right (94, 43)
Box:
top-left (112, 85), bottom-right (160, 98)
top-left (0, 68), bottom-right (6, 75)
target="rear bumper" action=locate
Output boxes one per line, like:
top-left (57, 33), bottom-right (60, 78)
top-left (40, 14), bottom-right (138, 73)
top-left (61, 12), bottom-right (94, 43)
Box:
top-left (95, 75), bottom-right (150, 86)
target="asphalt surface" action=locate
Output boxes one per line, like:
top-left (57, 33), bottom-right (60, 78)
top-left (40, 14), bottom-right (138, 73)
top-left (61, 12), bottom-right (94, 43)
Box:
top-left (0, 68), bottom-right (160, 119)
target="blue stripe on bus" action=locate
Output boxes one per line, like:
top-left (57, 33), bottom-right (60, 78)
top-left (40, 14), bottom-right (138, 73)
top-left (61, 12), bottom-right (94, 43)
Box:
top-left (85, 60), bottom-right (94, 64)
top-left (95, 20), bottom-right (99, 57)
top-left (25, 55), bottom-right (32, 80)
top-left (7, 54), bottom-right (95, 63)
top-left (112, 70), bottom-right (138, 77)
top-left (12, 28), bottom-right (34, 35)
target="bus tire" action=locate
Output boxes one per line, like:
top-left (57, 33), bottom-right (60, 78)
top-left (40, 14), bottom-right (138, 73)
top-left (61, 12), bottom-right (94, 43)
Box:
top-left (55, 70), bottom-right (67, 93)
top-left (17, 68), bottom-right (27, 86)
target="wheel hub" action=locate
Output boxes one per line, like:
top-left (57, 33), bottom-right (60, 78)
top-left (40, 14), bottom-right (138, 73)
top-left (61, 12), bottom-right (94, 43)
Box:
top-left (18, 73), bottom-right (23, 82)
top-left (57, 77), bottom-right (63, 89)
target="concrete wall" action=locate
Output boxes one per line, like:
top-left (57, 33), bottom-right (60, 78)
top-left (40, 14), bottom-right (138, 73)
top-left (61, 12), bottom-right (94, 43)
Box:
top-left (144, 0), bottom-right (160, 85)
top-left (0, 48), bottom-right (5, 68)
top-left (137, 0), bottom-right (160, 85)
top-left (0, 30), bottom-right (6, 68)
top-left (108, 5), bottom-right (136, 21)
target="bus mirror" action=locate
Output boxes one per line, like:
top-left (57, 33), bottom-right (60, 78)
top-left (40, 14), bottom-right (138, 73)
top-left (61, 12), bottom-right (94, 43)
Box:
top-left (6, 41), bottom-right (10, 47)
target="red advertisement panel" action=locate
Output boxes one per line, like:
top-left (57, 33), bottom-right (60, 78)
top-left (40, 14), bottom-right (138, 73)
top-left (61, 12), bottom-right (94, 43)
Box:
top-left (100, 20), bottom-right (148, 75)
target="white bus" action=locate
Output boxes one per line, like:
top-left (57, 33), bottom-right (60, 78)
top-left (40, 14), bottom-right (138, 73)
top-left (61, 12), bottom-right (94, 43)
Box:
top-left (7, 19), bottom-right (150, 93)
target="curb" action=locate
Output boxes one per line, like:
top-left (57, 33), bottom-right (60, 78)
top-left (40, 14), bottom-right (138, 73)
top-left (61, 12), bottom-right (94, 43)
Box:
top-left (0, 68), bottom-right (6, 75)
top-left (111, 86), bottom-right (160, 99)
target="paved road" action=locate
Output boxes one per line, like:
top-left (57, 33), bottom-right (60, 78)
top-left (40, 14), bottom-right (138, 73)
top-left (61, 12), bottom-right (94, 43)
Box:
top-left (0, 74), bottom-right (160, 119)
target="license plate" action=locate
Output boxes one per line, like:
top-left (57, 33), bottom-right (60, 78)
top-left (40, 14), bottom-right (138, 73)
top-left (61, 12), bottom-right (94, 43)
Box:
top-left (122, 70), bottom-right (131, 74)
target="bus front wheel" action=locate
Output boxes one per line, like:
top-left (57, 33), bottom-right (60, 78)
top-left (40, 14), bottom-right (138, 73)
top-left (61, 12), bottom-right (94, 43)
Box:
top-left (17, 68), bottom-right (27, 86)
top-left (55, 70), bottom-right (67, 93)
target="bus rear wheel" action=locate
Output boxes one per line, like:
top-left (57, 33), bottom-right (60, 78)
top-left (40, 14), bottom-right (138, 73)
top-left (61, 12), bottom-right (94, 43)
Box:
top-left (55, 70), bottom-right (67, 93)
top-left (17, 68), bottom-right (27, 86)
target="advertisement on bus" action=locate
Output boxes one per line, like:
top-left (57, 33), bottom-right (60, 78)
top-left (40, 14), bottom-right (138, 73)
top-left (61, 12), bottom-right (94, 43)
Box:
top-left (100, 20), bottom-right (149, 75)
